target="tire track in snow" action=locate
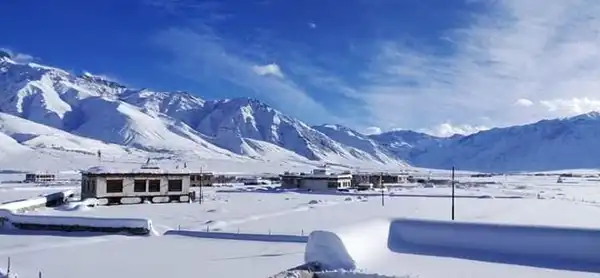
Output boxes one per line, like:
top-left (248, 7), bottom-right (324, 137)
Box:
top-left (0, 236), bottom-right (115, 256)
top-left (193, 201), bottom-right (343, 232)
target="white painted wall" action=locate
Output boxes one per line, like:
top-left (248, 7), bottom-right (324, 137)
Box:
top-left (83, 175), bottom-right (191, 198)
top-left (300, 178), bottom-right (352, 191)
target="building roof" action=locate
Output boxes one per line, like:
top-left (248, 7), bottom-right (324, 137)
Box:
top-left (82, 165), bottom-right (191, 175)
top-left (281, 172), bottom-right (352, 179)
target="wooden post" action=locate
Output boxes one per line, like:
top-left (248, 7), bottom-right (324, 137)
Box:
top-left (380, 172), bottom-right (385, 207)
top-left (199, 166), bottom-right (204, 204)
top-left (451, 166), bottom-right (455, 221)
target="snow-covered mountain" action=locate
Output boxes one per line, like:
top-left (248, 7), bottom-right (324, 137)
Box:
top-left (406, 112), bottom-right (600, 172)
top-left (313, 124), bottom-right (398, 163)
top-left (0, 56), bottom-right (405, 167)
top-left (369, 130), bottom-right (452, 160)
top-left (6, 54), bottom-right (600, 172)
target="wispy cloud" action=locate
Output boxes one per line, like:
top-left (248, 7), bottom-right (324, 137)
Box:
top-left (252, 63), bottom-right (284, 78)
top-left (154, 27), bottom-right (341, 124)
top-left (358, 0), bottom-right (600, 134)
top-left (421, 123), bottom-right (488, 138)
top-left (0, 48), bottom-right (35, 63)
top-left (363, 126), bottom-right (382, 135)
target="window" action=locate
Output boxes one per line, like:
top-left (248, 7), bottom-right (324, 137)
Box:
top-left (134, 180), bottom-right (146, 192)
top-left (148, 180), bottom-right (161, 192)
top-left (106, 179), bottom-right (123, 193)
top-left (168, 179), bottom-right (183, 192)
top-left (327, 181), bottom-right (338, 188)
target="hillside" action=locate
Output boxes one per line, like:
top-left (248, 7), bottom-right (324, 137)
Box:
top-left (0, 56), bottom-right (405, 168)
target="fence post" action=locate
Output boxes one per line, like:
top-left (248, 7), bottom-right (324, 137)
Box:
top-left (301, 229), bottom-right (304, 236)
top-left (237, 227), bottom-right (240, 234)
top-left (206, 226), bottom-right (209, 232)
top-left (39, 271), bottom-right (42, 278)
top-left (268, 228), bottom-right (271, 235)
top-left (7, 257), bottom-right (10, 276)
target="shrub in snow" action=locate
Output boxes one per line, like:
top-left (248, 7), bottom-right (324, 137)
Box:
top-left (477, 195), bottom-right (494, 199)
top-left (344, 197), bottom-right (353, 201)
top-left (308, 200), bottom-right (320, 205)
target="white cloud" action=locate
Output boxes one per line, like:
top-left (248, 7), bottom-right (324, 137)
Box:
top-left (422, 123), bottom-right (488, 137)
top-left (540, 97), bottom-right (600, 115)
top-left (0, 48), bottom-right (34, 63)
top-left (363, 126), bottom-right (382, 135)
top-left (360, 0), bottom-right (600, 131)
top-left (515, 98), bottom-right (534, 107)
top-left (308, 22), bottom-right (317, 29)
top-left (252, 63), bottom-right (284, 78)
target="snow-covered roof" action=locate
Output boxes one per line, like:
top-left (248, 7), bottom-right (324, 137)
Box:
top-left (82, 165), bottom-right (191, 175)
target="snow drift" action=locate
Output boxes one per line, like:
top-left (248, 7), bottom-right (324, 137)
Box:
top-left (305, 219), bottom-right (391, 270)
top-left (305, 218), bottom-right (600, 272)
top-left (0, 191), bottom-right (153, 235)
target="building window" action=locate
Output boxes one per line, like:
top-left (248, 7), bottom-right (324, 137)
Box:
top-left (134, 180), bottom-right (146, 192)
top-left (106, 179), bottom-right (123, 193)
top-left (148, 180), bottom-right (161, 192)
top-left (327, 181), bottom-right (338, 188)
top-left (168, 179), bottom-right (183, 192)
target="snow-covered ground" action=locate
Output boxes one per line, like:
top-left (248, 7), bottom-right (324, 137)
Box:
top-left (0, 171), bottom-right (600, 277)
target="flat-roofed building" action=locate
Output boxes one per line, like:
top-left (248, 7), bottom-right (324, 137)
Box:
top-left (80, 164), bottom-right (194, 205)
top-left (280, 168), bottom-right (352, 191)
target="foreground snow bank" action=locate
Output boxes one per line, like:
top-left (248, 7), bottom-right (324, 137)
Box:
top-left (6, 213), bottom-right (154, 235)
top-left (305, 219), bottom-right (391, 270)
top-left (0, 209), bottom-right (153, 235)
top-left (0, 191), bottom-right (153, 235)
top-left (390, 218), bottom-right (600, 264)
top-left (305, 218), bottom-right (600, 272)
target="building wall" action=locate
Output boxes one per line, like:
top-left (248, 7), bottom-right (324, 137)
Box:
top-left (301, 179), bottom-right (329, 191)
top-left (300, 178), bottom-right (352, 191)
top-left (82, 174), bottom-right (191, 199)
top-left (281, 176), bottom-right (302, 188)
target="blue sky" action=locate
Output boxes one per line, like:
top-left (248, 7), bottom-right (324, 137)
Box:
top-left (3, 0), bottom-right (600, 136)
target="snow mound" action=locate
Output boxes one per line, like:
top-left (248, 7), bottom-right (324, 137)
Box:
top-left (305, 219), bottom-right (391, 270)
top-left (56, 202), bottom-right (91, 211)
top-left (305, 218), bottom-right (600, 272)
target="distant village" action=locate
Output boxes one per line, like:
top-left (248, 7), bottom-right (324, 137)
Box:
top-left (19, 160), bottom-right (588, 207)
top-left (20, 160), bottom-right (437, 206)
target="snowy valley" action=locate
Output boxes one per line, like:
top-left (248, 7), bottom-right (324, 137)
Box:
top-left (1, 54), bottom-right (600, 278)
top-left (4, 55), bottom-right (600, 172)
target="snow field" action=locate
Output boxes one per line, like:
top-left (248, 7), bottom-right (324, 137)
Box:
top-left (0, 173), bottom-right (600, 277)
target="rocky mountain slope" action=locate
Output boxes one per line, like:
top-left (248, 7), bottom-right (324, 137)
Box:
top-left (0, 55), bottom-right (405, 167)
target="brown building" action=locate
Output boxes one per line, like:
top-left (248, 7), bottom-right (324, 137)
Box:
top-left (352, 172), bottom-right (408, 187)
top-left (190, 172), bottom-right (215, 187)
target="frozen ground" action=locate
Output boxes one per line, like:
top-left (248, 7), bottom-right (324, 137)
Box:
top-left (0, 171), bottom-right (600, 277)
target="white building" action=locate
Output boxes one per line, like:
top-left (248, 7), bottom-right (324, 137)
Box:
top-left (281, 168), bottom-right (352, 191)
top-left (81, 164), bottom-right (193, 205)
top-left (24, 172), bottom-right (56, 183)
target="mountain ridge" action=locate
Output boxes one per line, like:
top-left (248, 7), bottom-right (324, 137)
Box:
top-left (2, 56), bottom-right (600, 171)
top-left (0, 57), bottom-right (407, 168)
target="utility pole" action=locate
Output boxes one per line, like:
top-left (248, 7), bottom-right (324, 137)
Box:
top-left (199, 166), bottom-right (203, 204)
top-left (451, 166), bottom-right (455, 220)
top-left (380, 172), bottom-right (385, 207)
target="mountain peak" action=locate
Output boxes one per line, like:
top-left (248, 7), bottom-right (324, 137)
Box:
top-left (0, 50), bottom-right (11, 60)
top-left (570, 111), bottom-right (600, 120)
top-left (79, 71), bottom-right (125, 89)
